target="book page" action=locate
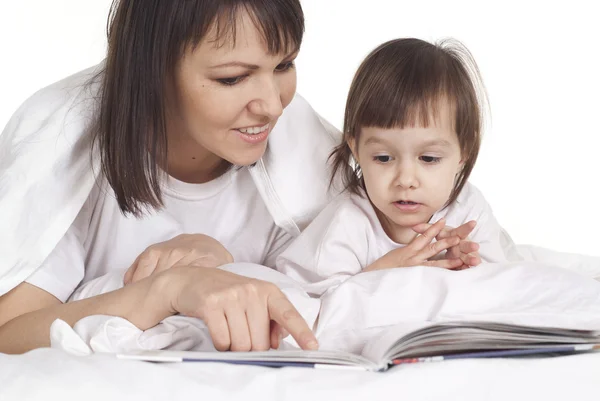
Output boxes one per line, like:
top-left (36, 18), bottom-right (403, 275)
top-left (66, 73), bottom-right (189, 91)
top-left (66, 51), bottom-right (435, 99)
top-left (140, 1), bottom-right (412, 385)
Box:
top-left (360, 321), bottom-right (436, 362)
top-left (361, 321), bottom-right (600, 363)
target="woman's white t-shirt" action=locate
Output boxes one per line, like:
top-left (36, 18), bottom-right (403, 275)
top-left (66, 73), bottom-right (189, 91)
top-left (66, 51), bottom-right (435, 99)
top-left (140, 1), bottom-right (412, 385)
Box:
top-left (26, 167), bottom-right (292, 302)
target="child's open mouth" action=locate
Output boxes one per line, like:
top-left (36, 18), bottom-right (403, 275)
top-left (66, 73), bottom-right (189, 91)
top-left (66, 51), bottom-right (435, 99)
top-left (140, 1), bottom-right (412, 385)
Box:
top-left (393, 200), bottom-right (421, 212)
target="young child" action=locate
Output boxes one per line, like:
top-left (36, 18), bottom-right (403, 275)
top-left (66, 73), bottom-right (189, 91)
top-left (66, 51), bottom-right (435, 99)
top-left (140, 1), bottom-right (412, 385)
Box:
top-left (276, 38), bottom-right (514, 295)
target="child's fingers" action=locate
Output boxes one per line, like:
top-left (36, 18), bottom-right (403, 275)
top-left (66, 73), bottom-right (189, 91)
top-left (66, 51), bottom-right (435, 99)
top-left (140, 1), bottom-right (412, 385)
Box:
top-left (423, 257), bottom-right (464, 270)
top-left (454, 220), bottom-right (477, 239)
top-left (409, 219), bottom-right (447, 250)
top-left (434, 227), bottom-right (454, 241)
top-left (466, 253), bottom-right (482, 266)
top-left (413, 222), bottom-right (454, 237)
top-left (445, 244), bottom-right (461, 259)
top-left (459, 240), bottom-right (479, 254)
top-left (416, 235), bottom-right (460, 261)
top-left (411, 223), bottom-right (430, 234)
top-left (458, 251), bottom-right (481, 267)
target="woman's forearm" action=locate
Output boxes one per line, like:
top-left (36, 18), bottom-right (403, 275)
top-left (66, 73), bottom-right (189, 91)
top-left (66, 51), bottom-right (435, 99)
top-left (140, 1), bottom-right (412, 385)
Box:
top-left (0, 277), bottom-right (173, 354)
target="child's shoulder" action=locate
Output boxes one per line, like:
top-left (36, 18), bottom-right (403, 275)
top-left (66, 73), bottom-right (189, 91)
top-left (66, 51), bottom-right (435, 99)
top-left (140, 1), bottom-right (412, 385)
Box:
top-left (324, 189), bottom-right (377, 222)
top-left (303, 189), bottom-right (376, 238)
top-left (454, 181), bottom-right (488, 206)
top-left (435, 182), bottom-right (492, 225)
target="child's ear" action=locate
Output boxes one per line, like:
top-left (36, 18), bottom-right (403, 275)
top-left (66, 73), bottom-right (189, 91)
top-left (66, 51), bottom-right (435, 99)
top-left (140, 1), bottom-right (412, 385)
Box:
top-left (347, 137), bottom-right (359, 163)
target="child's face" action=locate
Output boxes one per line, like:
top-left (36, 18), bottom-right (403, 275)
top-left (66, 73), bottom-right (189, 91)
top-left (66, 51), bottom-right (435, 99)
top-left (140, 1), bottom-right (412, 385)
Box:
top-left (352, 115), bottom-right (463, 243)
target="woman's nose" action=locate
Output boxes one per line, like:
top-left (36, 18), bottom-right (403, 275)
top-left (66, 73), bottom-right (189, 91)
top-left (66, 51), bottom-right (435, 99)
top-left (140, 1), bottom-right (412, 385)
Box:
top-left (248, 78), bottom-right (283, 120)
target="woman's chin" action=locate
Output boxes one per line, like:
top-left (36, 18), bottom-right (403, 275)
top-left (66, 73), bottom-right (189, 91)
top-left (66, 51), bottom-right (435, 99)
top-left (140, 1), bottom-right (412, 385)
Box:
top-left (225, 145), bottom-right (268, 167)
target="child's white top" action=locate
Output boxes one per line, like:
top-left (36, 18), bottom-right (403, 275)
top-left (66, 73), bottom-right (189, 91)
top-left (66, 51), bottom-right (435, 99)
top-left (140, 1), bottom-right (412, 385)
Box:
top-left (276, 183), bottom-right (514, 295)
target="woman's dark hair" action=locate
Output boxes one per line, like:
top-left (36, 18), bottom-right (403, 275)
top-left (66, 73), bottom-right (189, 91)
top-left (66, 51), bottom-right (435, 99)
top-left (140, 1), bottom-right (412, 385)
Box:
top-left (330, 38), bottom-right (487, 207)
top-left (91, 0), bottom-right (304, 216)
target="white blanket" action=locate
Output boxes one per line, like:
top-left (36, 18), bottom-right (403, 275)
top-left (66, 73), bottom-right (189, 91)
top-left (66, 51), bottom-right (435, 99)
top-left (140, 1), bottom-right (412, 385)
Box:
top-left (50, 246), bottom-right (600, 356)
top-left (2, 245), bottom-right (600, 401)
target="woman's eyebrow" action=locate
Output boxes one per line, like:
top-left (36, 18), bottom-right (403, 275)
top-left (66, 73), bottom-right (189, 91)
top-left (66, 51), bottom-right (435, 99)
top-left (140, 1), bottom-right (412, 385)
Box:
top-left (209, 51), bottom-right (299, 70)
top-left (209, 61), bottom-right (260, 69)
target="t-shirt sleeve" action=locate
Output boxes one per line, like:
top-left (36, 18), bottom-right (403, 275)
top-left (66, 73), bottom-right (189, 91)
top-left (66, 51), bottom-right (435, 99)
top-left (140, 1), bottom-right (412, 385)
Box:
top-left (275, 198), bottom-right (369, 295)
top-left (457, 185), bottom-right (512, 263)
top-left (24, 199), bottom-right (90, 302)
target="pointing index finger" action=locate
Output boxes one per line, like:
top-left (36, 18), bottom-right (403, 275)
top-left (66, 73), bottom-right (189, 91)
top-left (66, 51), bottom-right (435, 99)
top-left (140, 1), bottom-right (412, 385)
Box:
top-left (267, 292), bottom-right (318, 351)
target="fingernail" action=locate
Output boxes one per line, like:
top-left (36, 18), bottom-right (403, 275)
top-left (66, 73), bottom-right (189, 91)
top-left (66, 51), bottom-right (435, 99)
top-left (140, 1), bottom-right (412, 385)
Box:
top-left (307, 340), bottom-right (319, 350)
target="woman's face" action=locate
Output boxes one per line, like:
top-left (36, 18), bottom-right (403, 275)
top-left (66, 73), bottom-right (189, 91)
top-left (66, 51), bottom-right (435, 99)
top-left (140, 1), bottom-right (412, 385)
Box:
top-left (167, 10), bottom-right (298, 181)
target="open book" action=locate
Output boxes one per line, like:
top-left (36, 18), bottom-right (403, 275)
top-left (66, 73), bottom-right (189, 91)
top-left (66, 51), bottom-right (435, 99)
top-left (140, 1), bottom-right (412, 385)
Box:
top-left (116, 321), bottom-right (600, 372)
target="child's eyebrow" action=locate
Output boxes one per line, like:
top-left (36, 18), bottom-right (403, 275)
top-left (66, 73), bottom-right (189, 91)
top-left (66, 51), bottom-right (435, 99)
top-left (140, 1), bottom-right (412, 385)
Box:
top-left (363, 137), bottom-right (452, 148)
top-left (421, 139), bottom-right (453, 148)
top-left (363, 136), bottom-right (390, 146)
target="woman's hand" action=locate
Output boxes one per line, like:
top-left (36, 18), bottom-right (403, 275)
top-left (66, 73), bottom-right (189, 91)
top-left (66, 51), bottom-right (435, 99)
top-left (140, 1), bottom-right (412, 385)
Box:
top-left (412, 220), bottom-right (481, 269)
top-left (124, 234), bottom-right (234, 285)
top-left (364, 219), bottom-right (464, 272)
top-left (155, 266), bottom-right (318, 352)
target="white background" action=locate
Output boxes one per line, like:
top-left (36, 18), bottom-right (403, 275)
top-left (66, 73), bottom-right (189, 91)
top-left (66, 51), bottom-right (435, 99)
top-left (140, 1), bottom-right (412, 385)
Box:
top-left (1, 0), bottom-right (599, 256)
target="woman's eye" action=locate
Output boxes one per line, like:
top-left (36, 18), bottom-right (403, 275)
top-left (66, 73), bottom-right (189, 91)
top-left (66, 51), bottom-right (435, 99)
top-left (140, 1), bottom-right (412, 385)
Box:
top-left (216, 75), bottom-right (247, 86)
top-left (420, 155), bottom-right (441, 164)
top-left (275, 61), bottom-right (295, 72)
top-left (374, 155), bottom-right (392, 163)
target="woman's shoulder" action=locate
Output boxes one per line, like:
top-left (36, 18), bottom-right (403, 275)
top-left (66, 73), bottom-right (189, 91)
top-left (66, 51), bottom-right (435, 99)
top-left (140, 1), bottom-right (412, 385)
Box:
top-left (0, 64), bottom-right (104, 296)
top-left (3, 63), bottom-right (103, 134)
top-left (250, 93), bottom-right (343, 236)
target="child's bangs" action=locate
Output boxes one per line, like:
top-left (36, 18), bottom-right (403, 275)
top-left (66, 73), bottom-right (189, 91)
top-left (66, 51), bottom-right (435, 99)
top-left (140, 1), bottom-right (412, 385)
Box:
top-left (202, 1), bottom-right (304, 55)
top-left (352, 53), bottom-right (459, 131)
top-left (356, 85), bottom-right (456, 132)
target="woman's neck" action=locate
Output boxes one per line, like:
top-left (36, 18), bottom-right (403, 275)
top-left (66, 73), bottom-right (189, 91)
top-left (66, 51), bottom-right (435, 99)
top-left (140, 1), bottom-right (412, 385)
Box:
top-left (166, 133), bottom-right (229, 184)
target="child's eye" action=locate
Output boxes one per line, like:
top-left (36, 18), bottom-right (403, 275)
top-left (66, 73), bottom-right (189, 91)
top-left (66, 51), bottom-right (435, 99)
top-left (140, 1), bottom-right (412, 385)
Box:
top-left (216, 75), bottom-right (248, 86)
top-left (420, 156), bottom-right (441, 164)
top-left (373, 155), bottom-right (393, 163)
top-left (275, 61), bottom-right (295, 72)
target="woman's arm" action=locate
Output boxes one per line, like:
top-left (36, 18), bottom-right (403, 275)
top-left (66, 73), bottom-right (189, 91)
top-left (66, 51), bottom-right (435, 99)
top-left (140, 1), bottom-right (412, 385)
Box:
top-left (0, 266), bottom-right (317, 354)
top-left (0, 277), bottom-right (169, 354)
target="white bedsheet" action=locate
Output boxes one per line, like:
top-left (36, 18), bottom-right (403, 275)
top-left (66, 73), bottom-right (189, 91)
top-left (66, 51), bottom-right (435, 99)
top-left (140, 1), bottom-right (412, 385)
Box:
top-left (1, 348), bottom-right (599, 401)
top-left (1, 244), bottom-right (600, 400)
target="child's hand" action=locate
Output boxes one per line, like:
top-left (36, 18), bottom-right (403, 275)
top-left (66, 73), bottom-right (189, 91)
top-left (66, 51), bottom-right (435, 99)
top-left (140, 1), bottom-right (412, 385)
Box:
top-left (124, 234), bottom-right (234, 285)
top-left (364, 219), bottom-right (464, 272)
top-left (412, 220), bottom-right (481, 269)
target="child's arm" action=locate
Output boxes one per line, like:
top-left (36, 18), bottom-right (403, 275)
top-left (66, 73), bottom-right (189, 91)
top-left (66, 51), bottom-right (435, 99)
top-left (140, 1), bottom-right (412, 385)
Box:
top-left (275, 198), bottom-right (370, 295)
top-left (466, 200), bottom-right (512, 264)
top-left (364, 218), bottom-right (463, 271)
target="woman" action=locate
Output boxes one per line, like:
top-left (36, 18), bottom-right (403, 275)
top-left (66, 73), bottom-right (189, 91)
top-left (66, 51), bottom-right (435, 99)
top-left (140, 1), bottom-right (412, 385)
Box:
top-left (0, 0), bottom-right (339, 353)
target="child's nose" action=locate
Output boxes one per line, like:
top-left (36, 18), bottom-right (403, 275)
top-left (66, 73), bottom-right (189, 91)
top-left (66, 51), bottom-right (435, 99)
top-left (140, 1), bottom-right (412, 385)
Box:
top-left (395, 164), bottom-right (418, 189)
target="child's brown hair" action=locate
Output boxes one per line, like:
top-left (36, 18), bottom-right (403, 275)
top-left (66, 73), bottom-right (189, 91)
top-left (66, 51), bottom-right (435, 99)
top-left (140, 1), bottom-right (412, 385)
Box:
top-left (330, 38), bottom-right (487, 207)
